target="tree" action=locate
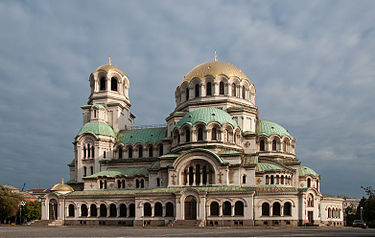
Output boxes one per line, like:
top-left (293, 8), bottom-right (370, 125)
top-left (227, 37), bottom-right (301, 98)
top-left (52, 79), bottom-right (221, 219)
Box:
top-left (22, 201), bottom-right (41, 221)
top-left (0, 185), bottom-right (21, 222)
top-left (358, 186), bottom-right (375, 228)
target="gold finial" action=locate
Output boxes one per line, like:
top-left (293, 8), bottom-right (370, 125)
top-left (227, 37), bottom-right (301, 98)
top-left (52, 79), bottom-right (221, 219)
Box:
top-left (214, 50), bottom-right (217, 62)
top-left (108, 56), bottom-right (112, 65)
top-left (61, 178), bottom-right (64, 184)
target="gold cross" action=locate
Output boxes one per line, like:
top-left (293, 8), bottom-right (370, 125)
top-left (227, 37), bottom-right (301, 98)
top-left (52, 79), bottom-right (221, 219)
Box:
top-left (108, 56), bottom-right (112, 65)
top-left (214, 50), bottom-right (217, 61)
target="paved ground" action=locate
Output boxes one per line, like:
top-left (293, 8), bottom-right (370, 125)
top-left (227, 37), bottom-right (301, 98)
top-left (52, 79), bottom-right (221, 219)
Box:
top-left (0, 226), bottom-right (374, 237)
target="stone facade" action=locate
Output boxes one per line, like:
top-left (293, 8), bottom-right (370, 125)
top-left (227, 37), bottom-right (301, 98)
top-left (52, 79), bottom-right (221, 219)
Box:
top-left (41, 57), bottom-right (344, 227)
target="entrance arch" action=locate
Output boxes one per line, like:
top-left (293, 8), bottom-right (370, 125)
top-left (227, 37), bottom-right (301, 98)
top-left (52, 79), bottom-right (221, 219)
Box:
top-left (184, 196), bottom-right (197, 220)
top-left (49, 199), bottom-right (58, 221)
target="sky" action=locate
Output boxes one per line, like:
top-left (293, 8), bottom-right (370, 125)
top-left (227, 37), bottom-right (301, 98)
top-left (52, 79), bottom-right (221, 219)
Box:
top-left (0, 0), bottom-right (374, 198)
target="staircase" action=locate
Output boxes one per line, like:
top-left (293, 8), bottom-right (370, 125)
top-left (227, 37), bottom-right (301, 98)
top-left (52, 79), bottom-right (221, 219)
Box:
top-left (26, 220), bottom-right (49, 226)
top-left (170, 220), bottom-right (204, 228)
top-left (47, 220), bottom-right (64, 226)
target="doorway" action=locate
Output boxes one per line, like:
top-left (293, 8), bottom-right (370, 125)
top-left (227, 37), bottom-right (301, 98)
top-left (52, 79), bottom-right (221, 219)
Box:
top-left (184, 196), bottom-right (197, 220)
top-left (308, 211), bottom-right (314, 224)
top-left (49, 199), bottom-right (58, 221)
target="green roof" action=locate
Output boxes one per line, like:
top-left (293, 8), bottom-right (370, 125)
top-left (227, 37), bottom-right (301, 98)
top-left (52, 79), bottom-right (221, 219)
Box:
top-left (256, 162), bottom-right (284, 172)
top-left (77, 122), bottom-right (115, 137)
top-left (241, 156), bottom-right (258, 166)
top-left (256, 186), bottom-right (299, 194)
top-left (118, 127), bottom-right (167, 145)
top-left (177, 107), bottom-right (238, 128)
top-left (256, 120), bottom-right (292, 138)
top-left (84, 167), bottom-right (149, 179)
top-left (92, 104), bottom-right (107, 110)
top-left (298, 165), bottom-right (319, 177)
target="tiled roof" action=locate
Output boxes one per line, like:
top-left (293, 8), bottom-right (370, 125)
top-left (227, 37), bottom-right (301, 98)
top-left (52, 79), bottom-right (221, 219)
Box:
top-left (84, 167), bottom-right (149, 179)
top-left (177, 107), bottom-right (238, 128)
top-left (77, 122), bottom-right (115, 137)
top-left (118, 127), bottom-right (167, 145)
top-left (256, 186), bottom-right (299, 194)
top-left (256, 120), bottom-right (293, 138)
top-left (298, 165), bottom-right (319, 177)
top-left (256, 162), bottom-right (285, 172)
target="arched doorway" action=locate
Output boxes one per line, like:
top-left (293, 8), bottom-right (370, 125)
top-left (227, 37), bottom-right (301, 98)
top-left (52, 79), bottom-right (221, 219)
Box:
top-left (184, 196), bottom-right (197, 220)
top-left (49, 199), bottom-right (58, 221)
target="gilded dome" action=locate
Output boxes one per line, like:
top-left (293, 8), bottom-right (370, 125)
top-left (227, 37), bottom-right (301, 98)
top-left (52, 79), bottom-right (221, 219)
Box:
top-left (95, 57), bottom-right (125, 76)
top-left (50, 178), bottom-right (74, 192)
top-left (182, 61), bottom-right (250, 85)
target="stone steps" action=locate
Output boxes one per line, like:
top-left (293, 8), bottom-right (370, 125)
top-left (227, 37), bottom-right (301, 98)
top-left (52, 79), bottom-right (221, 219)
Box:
top-left (170, 220), bottom-right (204, 227)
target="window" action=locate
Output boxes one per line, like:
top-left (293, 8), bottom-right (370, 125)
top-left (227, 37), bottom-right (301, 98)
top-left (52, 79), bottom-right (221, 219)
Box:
top-left (266, 175), bottom-right (269, 185)
top-left (140, 179), bottom-right (144, 188)
top-left (157, 178), bottom-right (160, 187)
top-left (83, 146), bottom-right (86, 158)
top-left (273, 202), bottom-right (281, 216)
top-left (83, 166), bottom-right (87, 177)
top-left (166, 202), bottom-right (174, 217)
top-left (122, 179), bottom-right (125, 188)
top-left (185, 128), bottom-right (190, 142)
top-left (136, 179), bottom-right (139, 188)
top-left (138, 145), bottom-right (143, 158)
top-left (119, 204), bottom-right (127, 217)
top-left (90, 204), bottom-right (97, 217)
top-left (219, 82), bottom-right (224, 95)
top-left (158, 144), bottom-right (163, 156)
top-left (235, 201), bottom-right (244, 216)
top-left (272, 139), bottom-right (277, 151)
top-left (128, 146), bottom-right (133, 158)
top-left (210, 202), bottom-right (219, 216)
top-left (100, 180), bottom-right (103, 189)
top-left (104, 180), bottom-right (107, 189)
top-left (284, 202), bottom-right (292, 216)
top-left (154, 202), bottom-right (162, 217)
top-left (87, 144), bottom-right (90, 157)
top-left (109, 204), bottom-right (117, 217)
top-left (94, 110), bottom-right (97, 118)
top-left (232, 83), bottom-right (236, 96)
top-left (262, 203), bottom-right (270, 216)
top-left (195, 84), bottom-right (199, 98)
top-left (271, 175), bottom-right (274, 184)
top-left (144, 203), bottom-right (151, 217)
top-left (68, 204), bottom-right (75, 217)
top-left (118, 147), bottom-right (123, 159)
top-left (242, 86), bottom-right (246, 99)
top-left (103, 151), bottom-right (106, 158)
top-left (81, 204), bottom-right (88, 217)
top-left (308, 194), bottom-right (314, 207)
top-left (111, 77), bottom-right (117, 91)
top-left (100, 204), bottom-right (107, 217)
top-left (91, 146), bottom-right (94, 158)
top-left (328, 208), bottom-right (331, 218)
top-left (281, 175), bottom-right (284, 184)
top-left (307, 178), bottom-right (311, 188)
top-left (223, 201), bottom-right (231, 216)
top-left (148, 145), bottom-right (153, 157)
top-left (117, 180), bottom-right (121, 189)
top-left (206, 82), bottom-right (212, 96)
top-left (90, 166), bottom-right (93, 175)
top-left (212, 128), bottom-right (217, 140)
top-left (185, 88), bottom-right (189, 101)
top-left (242, 175), bottom-right (247, 184)
top-left (129, 204), bottom-right (135, 217)
top-left (197, 127), bottom-right (203, 141)
top-left (100, 78), bottom-right (106, 90)
top-left (260, 140), bottom-right (265, 151)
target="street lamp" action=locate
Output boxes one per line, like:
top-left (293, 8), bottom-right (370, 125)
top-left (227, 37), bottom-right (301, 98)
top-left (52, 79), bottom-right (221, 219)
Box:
top-left (360, 207), bottom-right (363, 221)
top-left (18, 201), bottom-right (26, 225)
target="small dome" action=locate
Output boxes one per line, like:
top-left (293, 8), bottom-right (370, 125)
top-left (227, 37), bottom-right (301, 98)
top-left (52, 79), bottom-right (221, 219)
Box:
top-left (256, 120), bottom-right (293, 138)
top-left (182, 61), bottom-right (250, 85)
top-left (95, 58), bottom-right (125, 76)
top-left (92, 104), bottom-right (106, 110)
top-left (50, 179), bottom-right (74, 192)
top-left (177, 107), bottom-right (238, 128)
top-left (298, 165), bottom-right (319, 177)
top-left (77, 122), bottom-right (115, 138)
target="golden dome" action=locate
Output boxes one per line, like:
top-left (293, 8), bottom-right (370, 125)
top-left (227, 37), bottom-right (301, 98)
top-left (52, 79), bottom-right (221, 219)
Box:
top-left (95, 57), bottom-right (125, 76)
top-left (50, 178), bottom-right (74, 192)
top-left (182, 60), bottom-right (250, 85)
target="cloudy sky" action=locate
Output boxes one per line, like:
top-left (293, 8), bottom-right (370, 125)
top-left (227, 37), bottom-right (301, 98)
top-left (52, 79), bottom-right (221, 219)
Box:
top-left (0, 0), bottom-right (374, 197)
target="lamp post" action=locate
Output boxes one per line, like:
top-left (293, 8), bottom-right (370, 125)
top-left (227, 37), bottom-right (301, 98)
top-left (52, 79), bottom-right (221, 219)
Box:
top-left (18, 201), bottom-right (26, 225)
top-left (360, 207), bottom-right (363, 221)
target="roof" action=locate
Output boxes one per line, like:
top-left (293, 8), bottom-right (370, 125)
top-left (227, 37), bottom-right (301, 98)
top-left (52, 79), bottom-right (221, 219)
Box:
top-left (298, 165), bottom-right (319, 177)
top-left (84, 167), bottom-right (149, 179)
top-left (177, 107), bottom-right (238, 128)
top-left (51, 179), bottom-right (74, 192)
top-left (256, 120), bottom-right (293, 138)
top-left (96, 63), bottom-right (125, 77)
top-left (256, 186), bottom-right (299, 194)
top-left (182, 61), bottom-right (250, 85)
top-left (77, 121), bottom-right (116, 138)
top-left (118, 127), bottom-right (167, 146)
top-left (92, 104), bottom-right (107, 110)
top-left (256, 162), bottom-right (285, 172)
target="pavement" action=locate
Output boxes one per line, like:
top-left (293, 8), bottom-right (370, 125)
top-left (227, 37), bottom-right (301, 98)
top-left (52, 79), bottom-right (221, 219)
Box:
top-left (0, 225), bottom-right (374, 237)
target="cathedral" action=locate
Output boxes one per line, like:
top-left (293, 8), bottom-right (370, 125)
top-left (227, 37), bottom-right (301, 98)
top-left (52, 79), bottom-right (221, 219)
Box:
top-left (41, 55), bottom-right (344, 227)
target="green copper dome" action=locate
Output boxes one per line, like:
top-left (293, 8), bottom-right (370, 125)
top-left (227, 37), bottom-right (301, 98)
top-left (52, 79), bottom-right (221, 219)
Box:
top-left (177, 107), bottom-right (238, 128)
top-left (256, 120), bottom-right (292, 138)
top-left (298, 165), bottom-right (319, 177)
top-left (118, 127), bottom-right (167, 146)
top-left (77, 122), bottom-right (115, 137)
top-left (256, 162), bottom-right (284, 172)
top-left (92, 104), bottom-right (107, 110)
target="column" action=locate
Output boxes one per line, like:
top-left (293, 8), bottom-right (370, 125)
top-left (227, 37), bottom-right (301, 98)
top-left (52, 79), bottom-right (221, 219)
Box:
top-left (187, 169), bottom-right (190, 185)
top-left (219, 204), bottom-right (223, 217)
top-left (199, 169), bottom-right (203, 186)
top-left (107, 206), bottom-right (110, 217)
top-left (200, 84), bottom-right (206, 97)
top-left (231, 205), bottom-right (235, 217)
top-left (151, 204), bottom-right (154, 217)
top-left (162, 205), bottom-right (166, 217)
top-left (213, 82), bottom-right (219, 96)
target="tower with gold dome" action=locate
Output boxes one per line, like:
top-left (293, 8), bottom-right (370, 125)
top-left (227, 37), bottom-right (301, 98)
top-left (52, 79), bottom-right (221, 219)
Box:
top-left (41, 55), bottom-right (344, 227)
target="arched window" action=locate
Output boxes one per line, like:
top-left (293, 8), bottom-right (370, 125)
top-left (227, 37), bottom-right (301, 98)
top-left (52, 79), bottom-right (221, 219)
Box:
top-left (219, 82), bottom-right (224, 95)
top-left (68, 204), bottom-right (75, 217)
top-left (272, 139), bottom-right (277, 151)
top-left (118, 147), bottom-right (123, 159)
top-left (197, 127), bottom-right (203, 141)
top-left (210, 202), bottom-right (219, 216)
top-left (206, 82), bottom-right (212, 96)
top-left (328, 208), bottom-right (331, 218)
top-left (91, 146), bottom-right (94, 158)
top-left (158, 144), bottom-right (163, 156)
top-left (166, 202), bottom-right (174, 217)
top-left (81, 204), bottom-right (88, 217)
top-left (211, 128), bottom-right (217, 140)
top-left (242, 86), bottom-right (246, 99)
top-left (284, 202), bottom-right (292, 216)
top-left (260, 140), bottom-right (265, 151)
top-left (148, 145), bottom-right (153, 157)
top-left (117, 180), bottom-right (121, 189)
top-left (225, 129), bottom-right (229, 143)
top-left (83, 146), bottom-right (86, 158)
top-left (223, 201), bottom-right (232, 216)
top-left (109, 204), bottom-right (117, 217)
top-left (122, 179), bottom-right (125, 188)
top-left (273, 202), bottom-right (281, 216)
top-left (307, 178), bottom-right (311, 188)
top-left (129, 204), bottom-right (135, 217)
top-left (83, 166), bottom-right (87, 177)
top-left (281, 175), bottom-right (284, 184)
top-left (104, 180), bottom-right (107, 189)
top-left (262, 203), bottom-right (270, 216)
top-left (144, 203), bottom-right (151, 217)
top-left (185, 88), bottom-right (189, 101)
top-left (242, 175), bottom-right (247, 184)
top-left (111, 77), bottom-right (117, 91)
top-left (235, 201), bottom-right (244, 216)
top-left (136, 179), bottom-right (139, 188)
top-left (100, 77), bottom-right (106, 90)
top-left (119, 204), bottom-right (127, 217)
top-left (185, 128), bottom-right (191, 142)
top-left (87, 144), bottom-right (90, 157)
top-left (271, 175), bottom-right (274, 184)
top-left (100, 204), bottom-right (107, 217)
top-left (154, 202), bottom-right (163, 217)
top-left (266, 175), bottom-right (269, 185)
top-left (138, 145), bottom-right (143, 158)
top-left (157, 178), bottom-right (160, 187)
top-left (128, 146), bottom-right (133, 158)
top-left (308, 194), bottom-right (314, 207)
top-left (90, 204), bottom-right (97, 217)
top-left (232, 83), bottom-right (236, 96)
top-left (90, 166), bottom-right (93, 175)
top-left (195, 84), bottom-right (199, 98)
top-left (140, 179), bottom-right (144, 188)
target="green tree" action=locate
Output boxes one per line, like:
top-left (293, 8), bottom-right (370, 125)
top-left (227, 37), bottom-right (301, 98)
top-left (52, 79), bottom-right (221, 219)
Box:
top-left (22, 201), bottom-right (41, 221)
top-left (0, 185), bottom-right (21, 222)
top-left (358, 186), bottom-right (375, 228)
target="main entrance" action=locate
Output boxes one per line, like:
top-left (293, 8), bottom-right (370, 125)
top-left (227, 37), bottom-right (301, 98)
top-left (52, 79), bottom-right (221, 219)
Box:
top-left (184, 196), bottom-right (197, 220)
top-left (308, 211), bottom-right (314, 224)
top-left (49, 199), bottom-right (58, 221)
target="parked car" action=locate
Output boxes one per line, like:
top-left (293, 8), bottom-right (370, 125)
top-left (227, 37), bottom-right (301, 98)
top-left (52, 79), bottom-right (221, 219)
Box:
top-left (352, 220), bottom-right (366, 228)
